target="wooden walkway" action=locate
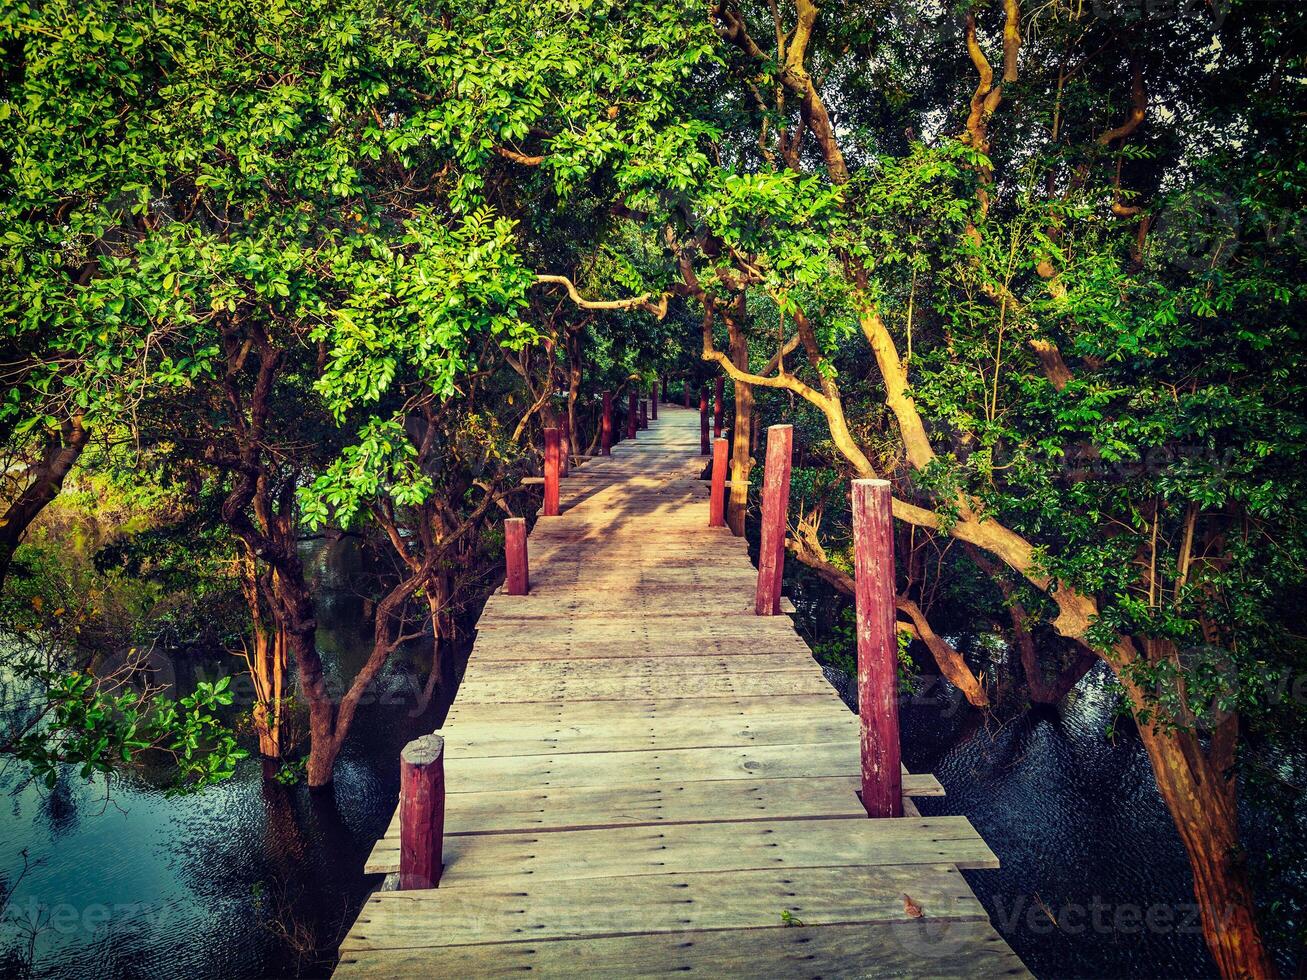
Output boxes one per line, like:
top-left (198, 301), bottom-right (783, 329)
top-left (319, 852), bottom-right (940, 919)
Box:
top-left (335, 405), bottom-right (1029, 979)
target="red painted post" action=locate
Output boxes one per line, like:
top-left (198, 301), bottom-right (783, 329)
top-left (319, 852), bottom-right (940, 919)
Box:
top-left (713, 376), bottom-right (724, 439)
top-left (627, 390), bottom-right (638, 440)
top-left (543, 427), bottom-right (560, 517)
top-left (709, 437), bottom-right (728, 528)
top-left (684, 379), bottom-right (691, 409)
top-left (601, 391), bottom-right (613, 456)
top-left (504, 517), bottom-right (528, 595)
top-left (699, 386), bottom-right (710, 455)
top-left (559, 416), bottom-right (571, 477)
top-left (639, 399), bottom-right (648, 429)
top-left (754, 424), bottom-right (792, 616)
top-left (853, 479), bottom-right (903, 818)
top-left (650, 380), bottom-right (658, 420)
top-left (399, 734), bottom-right (445, 889)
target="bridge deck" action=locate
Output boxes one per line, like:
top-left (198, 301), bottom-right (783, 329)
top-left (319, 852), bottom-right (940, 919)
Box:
top-left (335, 405), bottom-right (1029, 979)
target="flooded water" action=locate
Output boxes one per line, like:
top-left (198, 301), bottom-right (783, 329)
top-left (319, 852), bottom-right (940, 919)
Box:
top-left (0, 540), bottom-right (1287, 978)
top-left (898, 666), bottom-right (1219, 979)
top-left (0, 543), bottom-right (446, 978)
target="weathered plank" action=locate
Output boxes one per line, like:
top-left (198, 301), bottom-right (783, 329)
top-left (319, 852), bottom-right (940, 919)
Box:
top-left (341, 863), bottom-right (987, 951)
top-left (437, 740), bottom-right (863, 794)
top-left (365, 774), bottom-right (944, 871)
top-left (443, 692), bottom-right (852, 726)
top-left (336, 919), bottom-right (1031, 979)
top-left (413, 709), bottom-right (862, 758)
top-left (430, 816), bottom-right (999, 888)
top-left (453, 668), bottom-right (833, 704)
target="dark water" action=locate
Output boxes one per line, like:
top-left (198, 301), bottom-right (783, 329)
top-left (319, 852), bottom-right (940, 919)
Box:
top-left (0, 542), bottom-right (444, 978)
top-left (0, 540), bottom-right (1272, 979)
top-left (898, 667), bottom-right (1218, 979)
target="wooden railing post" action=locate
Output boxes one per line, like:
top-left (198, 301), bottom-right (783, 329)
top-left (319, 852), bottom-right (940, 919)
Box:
top-left (627, 390), bottom-right (638, 440)
top-left (639, 399), bottom-right (648, 429)
top-left (709, 437), bottom-right (728, 528)
top-left (543, 427), bottom-right (560, 517)
top-left (684, 379), bottom-right (691, 409)
top-left (754, 424), bottom-right (792, 615)
top-left (713, 376), bottom-right (724, 439)
top-left (853, 479), bottom-right (903, 818)
top-left (399, 734), bottom-right (445, 889)
top-left (600, 391), bottom-right (613, 456)
top-left (650, 381), bottom-right (658, 420)
top-left (504, 517), bottom-right (529, 595)
top-left (559, 416), bottom-right (571, 477)
top-left (699, 386), bottom-right (710, 455)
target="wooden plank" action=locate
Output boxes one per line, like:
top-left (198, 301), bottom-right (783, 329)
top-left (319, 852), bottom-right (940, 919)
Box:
top-left (462, 654), bottom-right (816, 685)
top-left (426, 710), bottom-right (861, 757)
top-left (439, 740), bottom-right (862, 794)
top-left (453, 669), bottom-right (834, 703)
top-left (444, 693), bottom-right (852, 726)
top-left (341, 863), bottom-right (987, 951)
top-left (335, 919), bottom-right (1031, 979)
top-left (432, 816), bottom-right (998, 888)
top-left (365, 774), bottom-right (945, 872)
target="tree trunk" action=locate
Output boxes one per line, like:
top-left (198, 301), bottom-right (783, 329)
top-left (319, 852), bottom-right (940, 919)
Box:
top-left (0, 418), bottom-right (88, 589)
top-left (1127, 697), bottom-right (1276, 978)
top-left (726, 303), bottom-right (753, 535)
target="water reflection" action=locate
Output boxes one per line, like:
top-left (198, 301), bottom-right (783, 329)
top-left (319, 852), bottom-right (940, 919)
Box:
top-left (0, 538), bottom-right (447, 979)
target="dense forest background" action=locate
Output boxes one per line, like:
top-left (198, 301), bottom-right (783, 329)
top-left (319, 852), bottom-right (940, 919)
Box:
top-left (2, 0), bottom-right (1305, 976)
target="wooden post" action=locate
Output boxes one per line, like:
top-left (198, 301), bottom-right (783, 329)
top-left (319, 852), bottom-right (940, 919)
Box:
top-left (713, 376), bottom-right (724, 439)
top-left (754, 424), bottom-right (792, 616)
top-left (543, 427), bottom-right (560, 517)
top-left (559, 416), bottom-right (571, 477)
top-left (504, 517), bottom-right (529, 595)
top-left (627, 390), bottom-right (638, 440)
top-left (684, 379), bottom-right (691, 409)
top-left (853, 479), bottom-right (903, 818)
top-left (699, 386), bottom-right (710, 455)
top-left (709, 437), bottom-right (728, 528)
top-left (650, 381), bottom-right (658, 420)
top-left (639, 399), bottom-right (648, 429)
top-left (600, 391), bottom-right (612, 456)
top-left (399, 734), bottom-right (445, 889)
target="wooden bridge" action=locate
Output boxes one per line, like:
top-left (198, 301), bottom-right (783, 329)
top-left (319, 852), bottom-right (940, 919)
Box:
top-left (334, 403), bottom-right (1029, 978)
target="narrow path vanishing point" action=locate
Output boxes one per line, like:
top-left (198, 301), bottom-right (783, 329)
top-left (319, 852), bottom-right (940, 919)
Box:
top-left (334, 404), bottom-right (1030, 978)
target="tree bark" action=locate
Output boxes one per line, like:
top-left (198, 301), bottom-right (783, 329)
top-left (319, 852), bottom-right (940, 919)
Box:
top-left (725, 299), bottom-right (753, 534)
top-left (0, 417), bottom-right (88, 589)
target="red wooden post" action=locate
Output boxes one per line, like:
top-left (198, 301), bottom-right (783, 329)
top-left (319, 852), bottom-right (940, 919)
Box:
top-left (559, 416), bottom-right (571, 477)
top-left (543, 427), bottom-right (560, 517)
top-left (600, 391), bottom-right (613, 456)
top-left (504, 517), bottom-right (529, 595)
top-left (754, 424), bottom-right (792, 616)
top-left (399, 734), bottom-right (445, 889)
top-left (627, 390), bottom-right (638, 440)
top-left (699, 386), bottom-right (710, 455)
top-left (713, 376), bottom-right (724, 439)
top-left (709, 437), bottom-right (728, 528)
top-left (639, 399), bottom-right (648, 429)
top-left (684, 379), bottom-right (691, 409)
top-left (853, 479), bottom-right (903, 818)
top-left (650, 380), bottom-right (658, 420)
